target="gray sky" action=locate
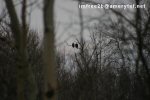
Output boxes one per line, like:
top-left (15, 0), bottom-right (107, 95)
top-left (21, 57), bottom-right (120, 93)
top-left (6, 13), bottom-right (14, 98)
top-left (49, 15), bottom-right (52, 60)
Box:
top-left (25, 0), bottom-right (83, 48)
top-left (0, 0), bottom-right (142, 53)
top-left (0, 0), bottom-right (85, 53)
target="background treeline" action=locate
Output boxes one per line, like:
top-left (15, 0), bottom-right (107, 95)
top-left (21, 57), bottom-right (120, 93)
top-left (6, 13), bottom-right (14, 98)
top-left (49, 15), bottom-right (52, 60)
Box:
top-left (0, 23), bottom-right (44, 100)
top-left (0, 8), bottom-right (150, 99)
top-left (0, 0), bottom-right (150, 100)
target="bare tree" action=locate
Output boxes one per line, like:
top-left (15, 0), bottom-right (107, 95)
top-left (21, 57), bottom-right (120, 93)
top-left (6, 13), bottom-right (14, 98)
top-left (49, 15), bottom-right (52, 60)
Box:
top-left (43, 0), bottom-right (58, 100)
top-left (4, 0), bottom-right (37, 100)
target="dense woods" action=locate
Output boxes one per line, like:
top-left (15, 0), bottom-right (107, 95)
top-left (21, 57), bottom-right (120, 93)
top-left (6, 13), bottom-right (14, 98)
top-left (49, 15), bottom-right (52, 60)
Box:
top-left (0, 0), bottom-right (150, 100)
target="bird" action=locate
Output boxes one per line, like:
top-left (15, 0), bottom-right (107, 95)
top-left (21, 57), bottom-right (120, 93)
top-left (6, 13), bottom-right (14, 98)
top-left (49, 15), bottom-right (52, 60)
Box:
top-left (72, 43), bottom-right (75, 48)
top-left (75, 43), bottom-right (78, 49)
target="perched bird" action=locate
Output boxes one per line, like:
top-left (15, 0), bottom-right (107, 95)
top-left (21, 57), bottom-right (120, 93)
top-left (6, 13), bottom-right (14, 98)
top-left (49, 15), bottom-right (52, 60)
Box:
top-left (75, 43), bottom-right (78, 49)
top-left (72, 43), bottom-right (75, 48)
top-left (71, 42), bottom-right (79, 49)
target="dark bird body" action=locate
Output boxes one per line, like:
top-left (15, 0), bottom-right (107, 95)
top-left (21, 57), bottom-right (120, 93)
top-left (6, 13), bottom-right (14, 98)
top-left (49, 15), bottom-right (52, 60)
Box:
top-left (72, 43), bottom-right (75, 48)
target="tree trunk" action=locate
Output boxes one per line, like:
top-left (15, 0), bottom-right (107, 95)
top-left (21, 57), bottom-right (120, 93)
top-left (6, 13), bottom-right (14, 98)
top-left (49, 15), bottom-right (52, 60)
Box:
top-left (4, 0), bottom-right (37, 100)
top-left (43, 0), bottom-right (58, 100)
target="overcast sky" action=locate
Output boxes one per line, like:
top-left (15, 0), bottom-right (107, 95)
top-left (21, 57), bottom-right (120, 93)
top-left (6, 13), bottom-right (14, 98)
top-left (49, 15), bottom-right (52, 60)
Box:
top-left (0, 0), bottom-right (144, 53)
top-left (24, 0), bottom-right (84, 47)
